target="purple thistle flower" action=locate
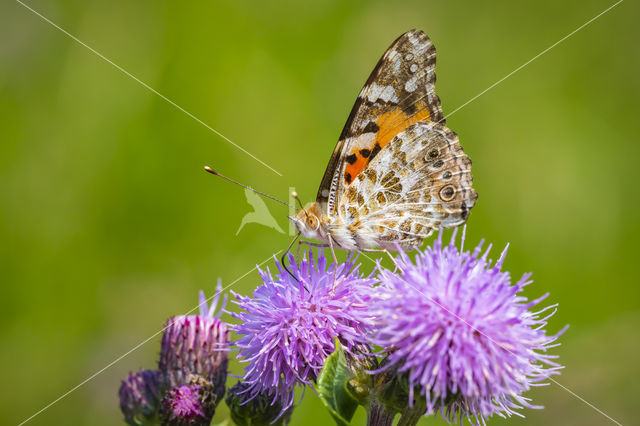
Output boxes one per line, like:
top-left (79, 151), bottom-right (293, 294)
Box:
top-left (158, 281), bottom-right (229, 402)
top-left (162, 384), bottom-right (206, 425)
top-left (371, 229), bottom-right (565, 424)
top-left (232, 250), bottom-right (377, 410)
top-left (119, 369), bottom-right (161, 425)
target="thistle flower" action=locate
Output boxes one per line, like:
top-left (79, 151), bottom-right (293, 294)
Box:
top-left (371, 230), bottom-right (565, 424)
top-left (119, 369), bottom-right (161, 425)
top-left (158, 282), bottom-right (229, 403)
top-left (232, 250), bottom-right (376, 410)
top-left (161, 384), bottom-right (206, 425)
top-left (226, 381), bottom-right (294, 426)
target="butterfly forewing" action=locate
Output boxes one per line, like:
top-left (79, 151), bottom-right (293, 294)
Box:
top-left (317, 30), bottom-right (444, 216)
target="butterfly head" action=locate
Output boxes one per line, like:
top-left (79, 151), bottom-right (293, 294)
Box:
top-left (289, 202), bottom-right (324, 240)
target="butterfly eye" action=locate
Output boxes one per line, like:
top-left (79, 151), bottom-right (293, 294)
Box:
top-left (308, 215), bottom-right (319, 231)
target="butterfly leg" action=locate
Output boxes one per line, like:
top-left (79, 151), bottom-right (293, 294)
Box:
top-left (299, 240), bottom-right (330, 248)
top-left (297, 240), bottom-right (329, 259)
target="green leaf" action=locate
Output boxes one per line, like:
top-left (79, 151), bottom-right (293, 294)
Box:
top-left (317, 342), bottom-right (359, 425)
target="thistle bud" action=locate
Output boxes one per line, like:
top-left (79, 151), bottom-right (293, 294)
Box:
top-left (119, 369), bottom-right (161, 425)
top-left (225, 381), bottom-right (294, 426)
top-left (159, 284), bottom-right (229, 403)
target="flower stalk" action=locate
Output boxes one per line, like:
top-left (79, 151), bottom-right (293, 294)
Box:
top-left (366, 400), bottom-right (396, 426)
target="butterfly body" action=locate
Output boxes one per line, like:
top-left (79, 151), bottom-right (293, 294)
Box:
top-left (290, 30), bottom-right (477, 252)
top-left (292, 201), bottom-right (368, 251)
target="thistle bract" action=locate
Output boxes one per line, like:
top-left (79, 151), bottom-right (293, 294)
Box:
top-left (226, 381), bottom-right (294, 426)
top-left (371, 230), bottom-right (564, 424)
top-left (119, 369), bottom-right (161, 425)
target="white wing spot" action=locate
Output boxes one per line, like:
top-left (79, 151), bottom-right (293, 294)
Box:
top-left (405, 53), bottom-right (413, 61)
top-left (367, 83), bottom-right (398, 103)
top-left (393, 57), bottom-right (402, 73)
top-left (410, 63), bottom-right (418, 73)
top-left (352, 132), bottom-right (376, 150)
top-left (405, 76), bottom-right (418, 93)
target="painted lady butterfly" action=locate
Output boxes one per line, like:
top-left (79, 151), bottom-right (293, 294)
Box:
top-left (290, 29), bottom-right (477, 252)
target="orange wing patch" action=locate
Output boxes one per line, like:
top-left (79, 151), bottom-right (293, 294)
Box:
top-left (343, 104), bottom-right (430, 185)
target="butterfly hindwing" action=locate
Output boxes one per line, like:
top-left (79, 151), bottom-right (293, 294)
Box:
top-left (338, 121), bottom-right (477, 250)
top-left (317, 30), bottom-right (443, 216)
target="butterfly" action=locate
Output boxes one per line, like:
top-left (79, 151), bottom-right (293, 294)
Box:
top-left (289, 29), bottom-right (477, 252)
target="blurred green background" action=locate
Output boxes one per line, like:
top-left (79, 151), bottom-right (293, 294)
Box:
top-left (1, 0), bottom-right (639, 424)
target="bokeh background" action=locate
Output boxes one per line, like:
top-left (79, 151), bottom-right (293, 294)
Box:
top-left (1, 0), bottom-right (639, 425)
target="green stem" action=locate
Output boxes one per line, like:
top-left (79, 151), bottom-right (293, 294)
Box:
top-left (396, 401), bottom-right (426, 426)
top-left (366, 400), bottom-right (395, 426)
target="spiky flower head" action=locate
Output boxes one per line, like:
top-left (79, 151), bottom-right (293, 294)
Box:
top-left (119, 369), bottom-right (161, 425)
top-left (161, 384), bottom-right (205, 425)
top-left (158, 282), bottom-right (229, 403)
top-left (371, 230), bottom-right (565, 424)
top-left (232, 250), bottom-right (376, 410)
top-left (160, 374), bottom-right (219, 426)
top-left (226, 381), bottom-right (294, 426)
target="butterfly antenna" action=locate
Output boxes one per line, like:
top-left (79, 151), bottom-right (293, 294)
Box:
top-left (204, 166), bottom-right (294, 209)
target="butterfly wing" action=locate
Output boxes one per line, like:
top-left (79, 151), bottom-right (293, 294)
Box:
top-left (338, 121), bottom-right (477, 250)
top-left (316, 30), bottom-right (444, 217)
